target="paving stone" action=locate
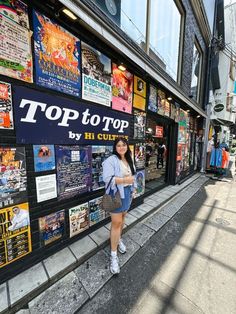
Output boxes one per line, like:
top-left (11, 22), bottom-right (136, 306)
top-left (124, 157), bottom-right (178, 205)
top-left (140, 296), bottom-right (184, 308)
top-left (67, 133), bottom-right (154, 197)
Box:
top-left (28, 272), bottom-right (89, 314)
top-left (15, 310), bottom-right (30, 314)
top-left (125, 213), bottom-right (138, 226)
top-left (129, 207), bottom-right (147, 219)
top-left (0, 283), bottom-right (8, 313)
top-left (69, 235), bottom-right (97, 261)
top-left (43, 247), bottom-right (76, 279)
top-left (158, 203), bottom-right (180, 218)
top-left (143, 212), bottom-right (170, 232)
top-left (9, 263), bottom-right (48, 306)
top-left (126, 222), bottom-right (155, 247)
top-left (143, 198), bottom-right (159, 208)
top-left (137, 203), bottom-right (155, 213)
top-left (89, 226), bottom-right (110, 246)
top-left (74, 250), bottom-right (112, 298)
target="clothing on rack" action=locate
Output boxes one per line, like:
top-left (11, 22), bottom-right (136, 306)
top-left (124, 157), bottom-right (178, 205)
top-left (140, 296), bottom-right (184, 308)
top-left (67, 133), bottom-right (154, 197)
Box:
top-left (210, 148), bottom-right (222, 167)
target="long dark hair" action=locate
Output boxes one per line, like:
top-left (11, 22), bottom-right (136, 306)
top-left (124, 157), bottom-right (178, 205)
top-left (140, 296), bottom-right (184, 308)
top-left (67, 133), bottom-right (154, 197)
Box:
top-left (113, 137), bottom-right (135, 175)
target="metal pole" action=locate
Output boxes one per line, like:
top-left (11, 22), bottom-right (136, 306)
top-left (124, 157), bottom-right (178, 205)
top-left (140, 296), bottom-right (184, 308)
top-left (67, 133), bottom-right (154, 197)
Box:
top-left (200, 104), bottom-right (211, 173)
top-left (145, 0), bottom-right (151, 54)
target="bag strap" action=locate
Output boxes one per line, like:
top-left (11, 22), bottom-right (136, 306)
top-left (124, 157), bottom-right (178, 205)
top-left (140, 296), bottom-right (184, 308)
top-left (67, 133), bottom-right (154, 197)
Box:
top-left (105, 175), bottom-right (114, 192)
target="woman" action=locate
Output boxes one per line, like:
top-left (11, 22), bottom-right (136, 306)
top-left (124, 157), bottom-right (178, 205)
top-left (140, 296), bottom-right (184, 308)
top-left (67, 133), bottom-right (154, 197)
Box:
top-left (103, 137), bottom-right (136, 275)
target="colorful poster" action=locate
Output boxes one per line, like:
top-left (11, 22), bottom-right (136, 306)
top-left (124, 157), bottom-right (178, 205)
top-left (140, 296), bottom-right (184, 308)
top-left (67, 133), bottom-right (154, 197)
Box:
top-left (164, 100), bottom-right (170, 117)
top-left (69, 202), bottom-right (89, 237)
top-left (33, 10), bottom-right (81, 97)
top-left (35, 174), bottom-right (57, 203)
top-left (170, 103), bottom-right (176, 120)
top-left (134, 110), bottom-right (146, 139)
top-left (39, 210), bottom-right (65, 246)
top-left (157, 90), bottom-right (165, 116)
top-left (0, 202), bottom-right (31, 268)
top-left (0, 13), bottom-right (32, 82)
top-left (56, 146), bottom-right (92, 200)
top-left (89, 196), bottom-right (108, 226)
top-left (92, 145), bottom-right (112, 191)
top-left (135, 143), bottom-right (145, 169)
top-left (155, 126), bottom-right (163, 138)
top-left (134, 170), bottom-right (145, 198)
top-left (0, 81), bottom-right (13, 129)
top-left (0, 146), bottom-right (27, 209)
top-left (33, 145), bottom-right (55, 172)
top-left (133, 76), bottom-right (146, 111)
top-left (13, 86), bottom-right (131, 145)
top-left (0, 0), bottom-right (29, 28)
top-left (175, 102), bottom-right (180, 123)
top-left (82, 42), bottom-right (111, 106)
top-left (112, 63), bottom-right (133, 114)
top-left (148, 84), bottom-right (157, 112)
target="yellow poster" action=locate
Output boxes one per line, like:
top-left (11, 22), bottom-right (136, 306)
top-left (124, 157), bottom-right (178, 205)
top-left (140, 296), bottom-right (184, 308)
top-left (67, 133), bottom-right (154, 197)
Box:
top-left (0, 202), bottom-right (31, 268)
top-left (133, 75), bottom-right (146, 111)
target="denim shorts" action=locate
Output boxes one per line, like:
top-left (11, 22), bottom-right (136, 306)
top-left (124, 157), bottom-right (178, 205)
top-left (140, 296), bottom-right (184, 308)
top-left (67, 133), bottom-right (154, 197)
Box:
top-left (111, 186), bottom-right (132, 214)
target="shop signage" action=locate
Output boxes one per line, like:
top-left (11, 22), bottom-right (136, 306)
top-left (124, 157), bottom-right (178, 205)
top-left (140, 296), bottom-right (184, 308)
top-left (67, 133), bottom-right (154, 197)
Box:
top-left (155, 126), bottom-right (163, 138)
top-left (214, 103), bottom-right (224, 112)
top-left (13, 86), bottom-right (131, 144)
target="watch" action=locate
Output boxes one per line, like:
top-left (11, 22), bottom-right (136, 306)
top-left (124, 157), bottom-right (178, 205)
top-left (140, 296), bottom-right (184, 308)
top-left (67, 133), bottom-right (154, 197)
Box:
top-left (105, 0), bottom-right (117, 16)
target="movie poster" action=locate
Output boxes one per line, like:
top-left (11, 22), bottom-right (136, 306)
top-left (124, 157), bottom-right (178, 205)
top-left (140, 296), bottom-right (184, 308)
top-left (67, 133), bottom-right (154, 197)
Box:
top-left (0, 202), bottom-right (31, 268)
top-left (0, 0), bottom-right (29, 28)
top-left (0, 146), bottom-right (27, 209)
top-left (157, 90), bottom-right (165, 116)
top-left (33, 10), bottom-right (81, 97)
top-left (82, 42), bottom-right (112, 106)
top-left (69, 202), bottom-right (89, 237)
top-left (175, 102), bottom-right (180, 123)
top-left (134, 170), bottom-right (145, 198)
top-left (164, 100), bottom-right (170, 117)
top-left (39, 210), bottom-right (65, 246)
top-left (33, 145), bottom-right (55, 172)
top-left (92, 145), bottom-right (112, 191)
top-left (134, 110), bottom-right (146, 139)
top-left (170, 103), bottom-right (176, 120)
top-left (35, 174), bottom-right (57, 203)
top-left (148, 84), bottom-right (157, 112)
top-left (112, 63), bottom-right (133, 114)
top-left (89, 196), bottom-right (108, 226)
top-left (0, 81), bottom-right (14, 129)
top-left (0, 13), bottom-right (32, 82)
top-left (135, 143), bottom-right (145, 169)
top-left (133, 76), bottom-right (146, 111)
top-left (56, 146), bottom-right (92, 200)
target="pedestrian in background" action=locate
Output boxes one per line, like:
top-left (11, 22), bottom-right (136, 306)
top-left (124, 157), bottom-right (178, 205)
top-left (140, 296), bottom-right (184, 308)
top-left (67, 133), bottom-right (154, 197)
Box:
top-left (102, 137), bottom-right (136, 274)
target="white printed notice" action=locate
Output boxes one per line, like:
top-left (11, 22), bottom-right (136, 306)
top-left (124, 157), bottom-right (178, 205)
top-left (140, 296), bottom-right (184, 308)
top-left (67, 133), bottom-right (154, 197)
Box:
top-left (36, 174), bottom-right (57, 202)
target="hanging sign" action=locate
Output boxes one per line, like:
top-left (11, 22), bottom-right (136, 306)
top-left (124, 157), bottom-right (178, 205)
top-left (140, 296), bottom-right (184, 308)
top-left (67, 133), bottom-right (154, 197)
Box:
top-left (13, 86), bottom-right (131, 145)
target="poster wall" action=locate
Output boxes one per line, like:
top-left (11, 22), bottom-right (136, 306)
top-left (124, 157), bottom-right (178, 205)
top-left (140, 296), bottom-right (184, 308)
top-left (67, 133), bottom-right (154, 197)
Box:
top-left (134, 170), bottom-right (145, 198)
top-left (56, 146), bottom-right (92, 200)
top-left (157, 90), bottom-right (165, 116)
top-left (135, 143), bottom-right (145, 169)
top-left (82, 42), bottom-right (112, 106)
top-left (0, 202), bottom-right (31, 268)
top-left (69, 202), bottom-right (89, 237)
top-left (92, 145), bottom-right (112, 191)
top-left (89, 196), bottom-right (108, 226)
top-left (33, 10), bottom-right (81, 97)
top-left (134, 110), bottom-right (146, 139)
top-left (33, 145), bottom-right (55, 172)
top-left (39, 210), bottom-right (65, 246)
top-left (112, 63), bottom-right (133, 114)
top-left (148, 85), bottom-right (157, 112)
top-left (0, 13), bottom-right (33, 82)
top-left (0, 146), bottom-right (27, 209)
top-left (133, 76), bottom-right (146, 111)
top-left (0, 81), bottom-right (14, 129)
top-left (35, 174), bottom-right (57, 203)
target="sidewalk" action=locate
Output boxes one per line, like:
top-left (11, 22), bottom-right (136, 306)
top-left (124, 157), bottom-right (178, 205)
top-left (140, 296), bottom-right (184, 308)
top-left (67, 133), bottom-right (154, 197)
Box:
top-left (0, 173), bottom-right (210, 314)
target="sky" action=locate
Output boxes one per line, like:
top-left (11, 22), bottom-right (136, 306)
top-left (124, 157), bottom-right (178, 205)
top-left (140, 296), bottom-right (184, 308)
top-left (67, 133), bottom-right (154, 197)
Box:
top-left (225, 0), bottom-right (236, 6)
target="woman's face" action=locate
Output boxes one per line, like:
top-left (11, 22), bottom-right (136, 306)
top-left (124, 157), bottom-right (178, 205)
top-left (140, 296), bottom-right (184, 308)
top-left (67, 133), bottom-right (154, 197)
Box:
top-left (116, 140), bottom-right (127, 156)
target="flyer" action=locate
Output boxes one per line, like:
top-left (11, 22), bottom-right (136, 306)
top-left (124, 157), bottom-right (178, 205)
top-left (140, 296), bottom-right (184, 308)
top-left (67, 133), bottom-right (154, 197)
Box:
top-left (0, 0), bottom-right (29, 28)
top-left (89, 196), bottom-right (108, 226)
top-left (33, 10), bottom-right (81, 97)
top-left (0, 81), bottom-right (14, 129)
top-left (35, 174), bottom-right (57, 203)
top-left (112, 63), bottom-right (133, 114)
top-left (39, 210), bottom-right (65, 246)
top-left (82, 41), bottom-right (112, 106)
top-left (133, 75), bottom-right (146, 111)
top-left (0, 146), bottom-right (27, 209)
top-left (33, 145), bottom-right (55, 172)
top-left (56, 146), bottom-right (92, 199)
top-left (0, 202), bottom-right (31, 268)
top-left (69, 202), bottom-right (89, 237)
top-left (148, 84), bottom-right (157, 112)
top-left (134, 170), bottom-right (145, 198)
top-left (157, 89), bottom-right (165, 116)
top-left (134, 110), bottom-right (146, 139)
top-left (135, 143), bottom-right (145, 170)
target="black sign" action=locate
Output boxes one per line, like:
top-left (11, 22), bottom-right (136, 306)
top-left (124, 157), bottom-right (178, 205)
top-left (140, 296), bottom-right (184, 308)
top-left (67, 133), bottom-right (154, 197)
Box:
top-left (13, 86), bottom-right (131, 144)
top-left (214, 103), bottom-right (224, 112)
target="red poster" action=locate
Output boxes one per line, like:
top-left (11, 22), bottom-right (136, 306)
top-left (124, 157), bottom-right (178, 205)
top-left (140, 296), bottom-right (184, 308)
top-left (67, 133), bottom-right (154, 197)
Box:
top-left (155, 126), bottom-right (163, 138)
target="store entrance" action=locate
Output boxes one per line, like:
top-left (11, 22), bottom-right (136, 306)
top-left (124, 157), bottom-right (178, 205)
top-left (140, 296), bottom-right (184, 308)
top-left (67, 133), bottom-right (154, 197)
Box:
top-left (145, 115), bottom-right (170, 193)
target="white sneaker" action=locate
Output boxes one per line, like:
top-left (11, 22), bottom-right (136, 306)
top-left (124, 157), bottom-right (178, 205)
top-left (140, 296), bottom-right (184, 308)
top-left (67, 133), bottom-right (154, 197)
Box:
top-left (110, 255), bottom-right (120, 274)
top-left (118, 238), bottom-right (126, 254)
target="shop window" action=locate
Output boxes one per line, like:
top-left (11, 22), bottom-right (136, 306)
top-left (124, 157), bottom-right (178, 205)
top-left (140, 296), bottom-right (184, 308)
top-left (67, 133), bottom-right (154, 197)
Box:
top-left (149, 0), bottom-right (183, 81)
top-left (190, 41), bottom-right (202, 102)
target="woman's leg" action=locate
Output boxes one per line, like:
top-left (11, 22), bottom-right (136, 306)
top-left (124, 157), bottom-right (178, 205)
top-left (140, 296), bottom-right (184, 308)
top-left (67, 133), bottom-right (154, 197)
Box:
top-left (110, 212), bottom-right (123, 251)
top-left (120, 211), bottom-right (127, 238)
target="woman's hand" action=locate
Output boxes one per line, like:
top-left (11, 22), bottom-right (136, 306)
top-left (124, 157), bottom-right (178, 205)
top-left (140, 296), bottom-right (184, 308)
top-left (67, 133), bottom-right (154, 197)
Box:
top-left (124, 176), bottom-right (134, 185)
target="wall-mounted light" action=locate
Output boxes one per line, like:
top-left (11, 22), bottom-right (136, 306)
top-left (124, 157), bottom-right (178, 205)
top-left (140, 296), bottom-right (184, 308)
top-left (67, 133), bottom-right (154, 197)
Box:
top-left (118, 63), bottom-right (126, 71)
top-left (62, 8), bottom-right (77, 20)
top-left (197, 115), bottom-right (200, 118)
top-left (186, 109), bottom-right (190, 112)
top-left (167, 97), bottom-right (172, 101)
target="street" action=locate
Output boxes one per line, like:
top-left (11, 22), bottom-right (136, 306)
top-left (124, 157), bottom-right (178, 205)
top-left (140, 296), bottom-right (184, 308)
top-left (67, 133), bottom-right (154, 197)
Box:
top-left (77, 178), bottom-right (236, 314)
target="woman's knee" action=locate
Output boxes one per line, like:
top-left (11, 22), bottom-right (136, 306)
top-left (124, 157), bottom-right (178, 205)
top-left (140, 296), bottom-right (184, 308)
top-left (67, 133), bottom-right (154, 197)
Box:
top-left (111, 217), bottom-right (123, 229)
